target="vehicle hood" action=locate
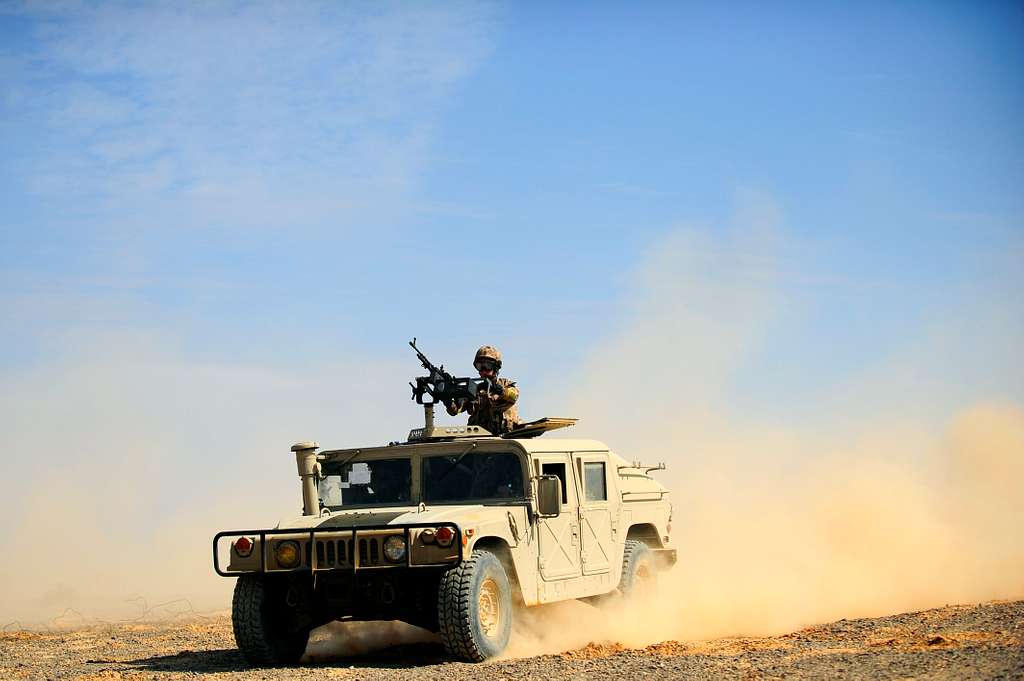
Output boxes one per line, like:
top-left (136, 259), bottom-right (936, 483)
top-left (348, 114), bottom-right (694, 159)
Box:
top-left (273, 504), bottom-right (507, 530)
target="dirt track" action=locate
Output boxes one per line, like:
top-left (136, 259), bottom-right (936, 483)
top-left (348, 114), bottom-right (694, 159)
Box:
top-left (2, 600), bottom-right (1021, 680)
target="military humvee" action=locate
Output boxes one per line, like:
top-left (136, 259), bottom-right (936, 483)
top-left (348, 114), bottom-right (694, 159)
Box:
top-left (213, 415), bottom-right (675, 665)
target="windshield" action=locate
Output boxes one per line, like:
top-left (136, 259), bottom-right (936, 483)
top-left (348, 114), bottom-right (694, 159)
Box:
top-left (422, 451), bottom-right (524, 502)
top-left (318, 457), bottom-right (412, 507)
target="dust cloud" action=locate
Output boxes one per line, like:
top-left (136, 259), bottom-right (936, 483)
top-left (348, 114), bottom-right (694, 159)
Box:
top-left (503, 403), bottom-right (1024, 657)
top-left (504, 212), bottom-right (1024, 655)
top-left (306, 215), bottom-right (1024, 660)
top-left (0, 337), bottom-right (405, 626)
top-left (2, 204), bottom-right (1020, 662)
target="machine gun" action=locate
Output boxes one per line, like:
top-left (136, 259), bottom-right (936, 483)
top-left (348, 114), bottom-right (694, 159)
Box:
top-left (408, 338), bottom-right (504, 437)
top-left (407, 338), bottom-right (578, 442)
top-left (409, 338), bottom-right (503, 406)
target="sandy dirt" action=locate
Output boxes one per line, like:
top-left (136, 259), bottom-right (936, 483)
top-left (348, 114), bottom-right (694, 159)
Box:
top-left (1, 600), bottom-right (1021, 680)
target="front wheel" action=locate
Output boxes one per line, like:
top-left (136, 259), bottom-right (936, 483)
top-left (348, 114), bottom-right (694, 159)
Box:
top-left (437, 549), bottom-right (513, 661)
top-left (232, 575), bottom-right (310, 666)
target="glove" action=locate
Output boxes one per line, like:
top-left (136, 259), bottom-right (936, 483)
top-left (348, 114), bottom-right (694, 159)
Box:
top-left (487, 379), bottom-right (505, 397)
top-left (446, 398), bottom-right (465, 415)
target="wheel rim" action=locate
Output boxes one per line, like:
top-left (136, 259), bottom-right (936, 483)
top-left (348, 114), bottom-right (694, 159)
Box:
top-left (478, 577), bottom-right (502, 638)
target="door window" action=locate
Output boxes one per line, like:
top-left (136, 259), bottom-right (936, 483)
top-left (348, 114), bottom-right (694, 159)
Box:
top-left (583, 461), bottom-right (607, 502)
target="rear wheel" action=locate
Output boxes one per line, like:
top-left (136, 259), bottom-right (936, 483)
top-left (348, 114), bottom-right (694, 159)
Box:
top-left (437, 549), bottom-right (513, 661)
top-left (619, 539), bottom-right (657, 600)
top-left (232, 575), bottom-right (310, 666)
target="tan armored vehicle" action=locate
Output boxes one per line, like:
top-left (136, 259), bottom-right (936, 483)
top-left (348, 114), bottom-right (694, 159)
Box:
top-left (214, 346), bottom-right (674, 664)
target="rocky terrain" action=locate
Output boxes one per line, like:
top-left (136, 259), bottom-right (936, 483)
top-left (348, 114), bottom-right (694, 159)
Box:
top-left (1, 600), bottom-right (1021, 680)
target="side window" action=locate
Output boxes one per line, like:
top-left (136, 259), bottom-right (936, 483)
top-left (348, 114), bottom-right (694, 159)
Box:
top-left (583, 461), bottom-right (607, 502)
top-left (541, 462), bottom-right (568, 504)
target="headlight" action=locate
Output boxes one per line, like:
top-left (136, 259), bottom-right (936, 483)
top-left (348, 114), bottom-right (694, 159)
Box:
top-left (275, 540), bottom-right (301, 568)
top-left (383, 535), bottom-right (407, 562)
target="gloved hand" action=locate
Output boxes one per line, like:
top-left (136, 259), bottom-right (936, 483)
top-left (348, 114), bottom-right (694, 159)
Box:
top-left (445, 397), bottom-right (465, 415)
top-left (487, 379), bottom-right (505, 397)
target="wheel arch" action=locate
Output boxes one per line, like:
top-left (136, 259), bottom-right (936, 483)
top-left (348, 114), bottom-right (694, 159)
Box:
top-left (471, 536), bottom-right (525, 606)
top-left (625, 523), bottom-right (663, 548)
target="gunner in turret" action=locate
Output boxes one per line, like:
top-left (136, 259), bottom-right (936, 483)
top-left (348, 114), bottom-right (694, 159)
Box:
top-left (446, 345), bottom-right (520, 435)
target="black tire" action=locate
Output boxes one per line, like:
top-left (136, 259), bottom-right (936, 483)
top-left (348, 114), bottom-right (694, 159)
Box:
top-left (619, 539), bottom-right (657, 599)
top-left (232, 575), bottom-right (310, 666)
top-left (437, 549), bottom-right (513, 661)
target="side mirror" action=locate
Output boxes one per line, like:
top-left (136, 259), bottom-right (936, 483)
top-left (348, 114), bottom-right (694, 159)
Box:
top-left (536, 475), bottom-right (561, 517)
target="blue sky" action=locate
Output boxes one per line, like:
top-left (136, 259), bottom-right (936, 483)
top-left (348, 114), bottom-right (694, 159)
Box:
top-left (0, 0), bottom-right (1022, 622)
top-left (2, 1), bottom-right (1021, 378)
top-left (0, 0), bottom-right (1021, 437)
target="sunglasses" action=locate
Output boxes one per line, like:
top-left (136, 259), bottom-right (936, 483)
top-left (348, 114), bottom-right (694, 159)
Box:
top-left (475, 362), bottom-right (498, 372)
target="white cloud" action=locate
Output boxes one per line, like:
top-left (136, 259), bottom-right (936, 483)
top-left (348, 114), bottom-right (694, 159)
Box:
top-left (6, 1), bottom-right (495, 229)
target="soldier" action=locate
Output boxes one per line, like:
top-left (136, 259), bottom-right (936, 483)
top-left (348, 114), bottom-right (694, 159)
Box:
top-left (446, 345), bottom-right (520, 435)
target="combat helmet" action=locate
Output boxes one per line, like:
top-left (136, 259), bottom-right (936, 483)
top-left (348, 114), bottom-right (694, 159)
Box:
top-left (474, 345), bottom-right (502, 371)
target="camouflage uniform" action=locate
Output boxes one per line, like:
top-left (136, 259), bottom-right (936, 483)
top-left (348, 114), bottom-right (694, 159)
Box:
top-left (446, 378), bottom-right (520, 435)
top-left (446, 345), bottom-right (521, 435)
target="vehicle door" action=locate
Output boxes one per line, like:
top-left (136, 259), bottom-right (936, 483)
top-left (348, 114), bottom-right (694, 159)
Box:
top-left (576, 453), bottom-right (615, 575)
top-left (535, 454), bottom-right (583, 580)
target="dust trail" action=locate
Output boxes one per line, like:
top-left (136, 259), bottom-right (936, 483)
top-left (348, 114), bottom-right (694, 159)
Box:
top-left (503, 402), bottom-right (1024, 656)
top-left (506, 213), bottom-right (1024, 655)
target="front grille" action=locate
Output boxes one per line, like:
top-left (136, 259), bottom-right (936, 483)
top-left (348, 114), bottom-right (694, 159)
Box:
top-left (358, 537), bottom-right (382, 566)
top-left (294, 532), bottom-right (408, 569)
top-left (307, 538), bottom-right (355, 568)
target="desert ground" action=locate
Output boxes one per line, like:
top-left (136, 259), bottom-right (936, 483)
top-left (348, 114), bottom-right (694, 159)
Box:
top-left (1, 600), bottom-right (1021, 680)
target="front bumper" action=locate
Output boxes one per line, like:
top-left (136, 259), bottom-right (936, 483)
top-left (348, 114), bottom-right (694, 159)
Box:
top-left (213, 522), bottom-right (463, 577)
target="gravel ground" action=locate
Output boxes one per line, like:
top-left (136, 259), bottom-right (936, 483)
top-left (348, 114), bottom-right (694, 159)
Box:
top-left (1, 600), bottom-right (1021, 680)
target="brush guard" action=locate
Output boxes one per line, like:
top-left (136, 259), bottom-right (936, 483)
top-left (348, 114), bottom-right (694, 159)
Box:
top-left (213, 522), bottom-right (463, 577)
